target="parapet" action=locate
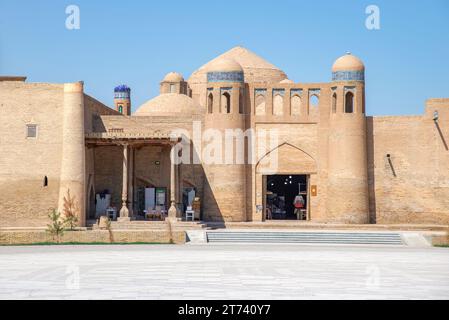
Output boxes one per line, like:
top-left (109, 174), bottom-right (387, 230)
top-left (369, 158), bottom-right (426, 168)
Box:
top-left (426, 98), bottom-right (449, 108)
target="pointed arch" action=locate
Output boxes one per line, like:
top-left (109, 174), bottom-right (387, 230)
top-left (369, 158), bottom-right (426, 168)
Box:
top-left (221, 92), bottom-right (231, 113)
top-left (273, 94), bottom-right (283, 115)
top-left (291, 94), bottom-right (301, 115)
top-left (256, 142), bottom-right (317, 175)
top-left (239, 90), bottom-right (244, 114)
top-left (136, 176), bottom-right (157, 188)
top-left (182, 179), bottom-right (196, 189)
top-left (345, 91), bottom-right (354, 113)
top-left (332, 92), bottom-right (337, 113)
top-left (255, 94), bottom-right (266, 115)
top-left (207, 92), bottom-right (213, 113)
top-left (309, 94), bottom-right (319, 107)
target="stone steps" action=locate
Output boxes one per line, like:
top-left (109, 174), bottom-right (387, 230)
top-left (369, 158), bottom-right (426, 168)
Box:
top-left (206, 231), bottom-right (404, 245)
top-left (205, 222), bottom-right (448, 232)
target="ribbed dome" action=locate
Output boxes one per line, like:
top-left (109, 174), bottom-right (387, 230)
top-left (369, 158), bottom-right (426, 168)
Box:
top-left (134, 93), bottom-right (201, 116)
top-left (332, 53), bottom-right (365, 72)
top-left (163, 72), bottom-right (184, 82)
top-left (206, 58), bottom-right (243, 72)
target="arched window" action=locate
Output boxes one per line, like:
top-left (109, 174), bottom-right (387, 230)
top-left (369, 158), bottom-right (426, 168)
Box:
top-left (332, 93), bottom-right (337, 113)
top-left (309, 95), bottom-right (319, 107)
top-left (207, 93), bottom-right (213, 113)
top-left (239, 91), bottom-right (244, 114)
top-left (273, 94), bottom-right (283, 115)
top-left (221, 92), bottom-right (231, 114)
top-left (255, 94), bottom-right (266, 115)
top-left (118, 105), bottom-right (123, 114)
top-left (291, 95), bottom-right (301, 116)
top-left (345, 92), bottom-right (354, 113)
top-left (170, 84), bottom-right (176, 93)
top-left (43, 176), bottom-right (48, 187)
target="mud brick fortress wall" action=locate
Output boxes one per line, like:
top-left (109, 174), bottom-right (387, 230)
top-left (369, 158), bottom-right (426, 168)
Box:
top-left (1, 47), bottom-right (448, 227)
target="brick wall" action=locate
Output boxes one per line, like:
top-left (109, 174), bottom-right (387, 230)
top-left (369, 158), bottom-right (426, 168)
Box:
top-left (0, 230), bottom-right (186, 245)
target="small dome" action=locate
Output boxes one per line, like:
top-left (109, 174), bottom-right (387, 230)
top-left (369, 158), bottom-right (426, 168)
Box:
top-left (114, 84), bottom-right (131, 92)
top-left (280, 79), bottom-right (294, 84)
top-left (332, 52), bottom-right (365, 72)
top-left (207, 58), bottom-right (243, 73)
top-left (134, 93), bottom-right (202, 116)
top-left (162, 72), bottom-right (184, 82)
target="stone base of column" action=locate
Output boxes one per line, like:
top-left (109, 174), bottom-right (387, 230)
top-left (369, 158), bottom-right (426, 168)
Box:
top-left (168, 201), bottom-right (178, 221)
top-left (117, 216), bottom-right (131, 223)
top-left (119, 203), bottom-right (129, 221)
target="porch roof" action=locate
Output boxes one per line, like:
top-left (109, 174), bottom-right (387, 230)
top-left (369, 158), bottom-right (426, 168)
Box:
top-left (85, 131), bottom-right (181, 146)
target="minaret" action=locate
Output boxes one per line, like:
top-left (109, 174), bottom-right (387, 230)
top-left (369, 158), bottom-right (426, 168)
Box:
top-left (58, 81), bottom-right (86, 226)
top-left (114, 85), bottom-right (131, 115)
top-left (327, 53), bottom-right (369, 224)
top-left (202, 58), bottom-right (247, 221)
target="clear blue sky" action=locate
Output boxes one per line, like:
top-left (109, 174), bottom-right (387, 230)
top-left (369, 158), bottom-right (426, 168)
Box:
top-left (1, 0), bottom-right (448, 115)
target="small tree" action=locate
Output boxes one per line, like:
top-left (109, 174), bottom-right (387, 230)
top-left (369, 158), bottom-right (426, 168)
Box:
top-left (62, 189), bottom-right (79, 230)
top-left (47, 209), bottom-right (65, 243)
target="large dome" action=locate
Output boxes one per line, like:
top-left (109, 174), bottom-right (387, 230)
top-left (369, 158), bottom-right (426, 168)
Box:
top-left (188, 46), bottom-right (288, 84)
top-left (134, 93), bottom-right (202, 116)
top-left (332, 52), bottom-right (365, 72)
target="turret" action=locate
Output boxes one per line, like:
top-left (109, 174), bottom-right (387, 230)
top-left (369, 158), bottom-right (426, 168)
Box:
top-left (160, 72), bottom-right (188, 95)
top-left (114, 85), bottom-right (131, 115)
top-left (326, 53), bottom-right (369, 223)
top-left (202, 58), bottom-right (247, 221)
top-left (58, 82), bottom-right (86, 226)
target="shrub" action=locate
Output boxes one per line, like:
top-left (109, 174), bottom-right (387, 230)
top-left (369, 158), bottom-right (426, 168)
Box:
top-left (62, 189), bottom-right (79, 230)
top-left (46, 209), bottom-right (65, 243)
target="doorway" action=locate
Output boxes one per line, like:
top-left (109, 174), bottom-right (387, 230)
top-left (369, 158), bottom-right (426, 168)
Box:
top-left (265, 175), bottom-right (309, 220)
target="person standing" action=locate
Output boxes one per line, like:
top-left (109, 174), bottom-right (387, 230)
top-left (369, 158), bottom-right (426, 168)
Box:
top-left (293, 194), bottom-right (305, 220)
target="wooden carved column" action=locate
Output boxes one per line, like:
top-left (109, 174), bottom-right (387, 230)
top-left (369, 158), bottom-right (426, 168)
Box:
top-left (168, 144), bottom-right (178, 220)
top-left (119, 143), bottom-right (130, 220)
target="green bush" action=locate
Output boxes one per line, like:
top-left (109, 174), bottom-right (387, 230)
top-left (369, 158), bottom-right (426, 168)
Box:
top-left (46, 209), bottom-right (65, 243)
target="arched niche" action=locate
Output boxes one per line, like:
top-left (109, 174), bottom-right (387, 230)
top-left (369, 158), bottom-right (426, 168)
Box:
top-left (255, 94), bottom-right (266, 115)
top-left (291, 95), bottom-right (301, 116)
top-left (273, 94), bottom-right (284, 115)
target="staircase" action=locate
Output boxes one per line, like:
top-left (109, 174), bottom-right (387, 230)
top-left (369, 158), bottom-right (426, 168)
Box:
top-left (206, 231), bottom-right (404, 245)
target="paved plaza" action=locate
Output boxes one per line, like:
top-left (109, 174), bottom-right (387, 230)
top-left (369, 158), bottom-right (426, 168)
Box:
top-left (0, 244), bottom-right (448, 300)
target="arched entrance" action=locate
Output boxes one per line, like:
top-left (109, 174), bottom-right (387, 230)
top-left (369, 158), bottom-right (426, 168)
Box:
top-left (266, 174), bottom-right (308, 220)
top-left (256, 142), bottom-right (317, 222)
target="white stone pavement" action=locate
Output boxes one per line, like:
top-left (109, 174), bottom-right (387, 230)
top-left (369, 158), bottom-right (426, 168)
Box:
top-left (0, 244), bottom-right (448, 300)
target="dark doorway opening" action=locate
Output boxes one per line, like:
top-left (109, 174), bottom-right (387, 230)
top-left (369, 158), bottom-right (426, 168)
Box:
top-left (265, 175), bottom-right (308, 220)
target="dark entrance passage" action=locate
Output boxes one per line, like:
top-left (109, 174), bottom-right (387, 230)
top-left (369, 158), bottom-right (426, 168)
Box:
top-left (266, 175), bottom-right (308, 220)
